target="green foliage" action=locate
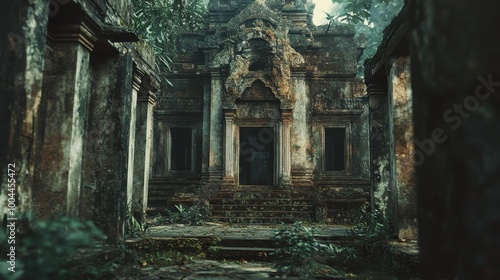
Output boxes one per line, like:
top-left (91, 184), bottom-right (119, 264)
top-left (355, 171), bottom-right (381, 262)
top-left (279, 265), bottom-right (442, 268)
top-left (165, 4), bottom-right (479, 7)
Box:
top-left (0, 214), bottom-right (106, 280)
top-left (329, 0), bottom-right (395, 24)
top-left (124, 204), bottom-right (149, 238)
top-left (272, 222), bottom-right (321, 276)
top-left (353, 0), bottom-right (404, 64)
top-left (154, 204), bottom-right (210, 226)
top-left (321, 242), bottom-right (359, 265)
top-left (350, 204), bottom-right (392, 255)
top-left (326, 0), bottom-right (404, 72)
top-left (132, 0), bottom-right (207, 83)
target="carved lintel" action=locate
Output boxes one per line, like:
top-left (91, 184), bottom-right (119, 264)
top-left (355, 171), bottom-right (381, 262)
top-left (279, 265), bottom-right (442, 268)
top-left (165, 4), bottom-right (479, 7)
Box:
top-left (312, 96), bottom-right (365, 111)
top-left (236, 102), bottom-right (281, 119)
top-left (158, 98), bottom-right (203, 110)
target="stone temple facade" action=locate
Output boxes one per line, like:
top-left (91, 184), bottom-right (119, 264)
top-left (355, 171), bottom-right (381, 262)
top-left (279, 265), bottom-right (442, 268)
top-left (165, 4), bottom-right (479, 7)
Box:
top-left (150, 0), bottom-right (370, 223)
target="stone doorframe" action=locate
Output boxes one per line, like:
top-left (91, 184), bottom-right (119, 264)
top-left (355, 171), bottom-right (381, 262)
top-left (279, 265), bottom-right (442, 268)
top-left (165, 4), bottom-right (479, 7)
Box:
top-left (222, 109), bottom-right (292, 188)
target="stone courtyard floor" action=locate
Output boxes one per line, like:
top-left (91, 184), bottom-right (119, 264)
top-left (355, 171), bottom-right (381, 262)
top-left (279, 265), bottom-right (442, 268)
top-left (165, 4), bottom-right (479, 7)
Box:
top-left (116, 223), bottom-right (418, 279)
top-left (144, 223), bottom-right (351, 239)
top-left (118, 260), bottom-right (280, 280)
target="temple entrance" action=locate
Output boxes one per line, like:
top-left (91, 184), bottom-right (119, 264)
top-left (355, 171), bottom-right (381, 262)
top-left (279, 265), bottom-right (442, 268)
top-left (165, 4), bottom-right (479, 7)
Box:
top-left (239, 127), bottom-right (274, 185)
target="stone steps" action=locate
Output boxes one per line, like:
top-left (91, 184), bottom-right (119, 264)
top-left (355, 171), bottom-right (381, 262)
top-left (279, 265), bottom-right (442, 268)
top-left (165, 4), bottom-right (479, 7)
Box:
top-left (207, 187), bottom-right (318, 223)
top-left (210, 204), bottom-right (315, 211)
top-left (207, 230), bottom-right (352, 261)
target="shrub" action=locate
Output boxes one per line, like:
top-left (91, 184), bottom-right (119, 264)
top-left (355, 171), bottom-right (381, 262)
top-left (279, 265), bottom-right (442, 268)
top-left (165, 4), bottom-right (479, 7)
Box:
top-left (350, 204), bottom-right (392, 255)
top-left (272, 222), bottom-right (321, 276)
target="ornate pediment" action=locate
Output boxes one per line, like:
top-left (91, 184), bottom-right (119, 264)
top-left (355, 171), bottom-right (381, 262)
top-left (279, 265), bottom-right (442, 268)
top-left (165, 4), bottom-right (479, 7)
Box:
top-left (241, 80), bottom-right (276, 100)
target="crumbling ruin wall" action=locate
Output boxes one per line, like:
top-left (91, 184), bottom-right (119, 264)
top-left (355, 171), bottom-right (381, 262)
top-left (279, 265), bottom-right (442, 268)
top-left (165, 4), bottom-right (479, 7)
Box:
top-left (364, 3), bottom-right (418, 240)
top-left (0, 0), bottom-right (159, 242)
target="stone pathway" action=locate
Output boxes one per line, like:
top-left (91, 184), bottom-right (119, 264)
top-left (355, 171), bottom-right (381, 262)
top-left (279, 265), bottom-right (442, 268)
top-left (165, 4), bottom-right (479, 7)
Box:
top-left (144, 223), bottom-right (351, 239)
top-left (119, 260), bottom-right (284, 280)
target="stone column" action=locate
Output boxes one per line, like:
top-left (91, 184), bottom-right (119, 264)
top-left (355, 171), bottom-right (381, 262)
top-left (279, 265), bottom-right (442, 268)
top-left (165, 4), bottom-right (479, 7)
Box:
top-left (208, 67), bottom-right (224, 183)
top-left (80, 54), bottom-right (134, 242)
top-left (0, 1), bottom-right (50, 216)
top-left (131, 70), bottom-right (158, 221)
top-left (36, 38), bottom-right (92, 218)
top-left (126, 80), bottom-right (137, 214)
top-left (387, 57), bottom-right (417, 240)
top-left (201, 76), bottom-right (211, 182)
top-left (281, 110), bottom-right (292, 187)
top-left (291, 68), bottom-right (313, 185)
top-left (222, 109), bottom-right (236, 186)
top-left (367, 83), bottom-right (392, 223)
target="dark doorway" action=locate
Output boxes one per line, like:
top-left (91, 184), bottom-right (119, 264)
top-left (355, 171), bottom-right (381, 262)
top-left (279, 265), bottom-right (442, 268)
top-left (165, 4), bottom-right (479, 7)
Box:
top-left (239, 127), bottom-right (274, 185)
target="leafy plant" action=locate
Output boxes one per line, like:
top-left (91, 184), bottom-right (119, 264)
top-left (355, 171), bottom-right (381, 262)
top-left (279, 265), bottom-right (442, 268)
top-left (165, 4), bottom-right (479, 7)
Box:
top-left (321, 242), bottom-right (359, 265)
top-left (125, 203), bottom-right (149, 237)
top-left (330, 0), bottom-right (396, 24)
top-left (324, 0), bottom-right (404, 75)
top-left (350, 203), bottom-right (392, 255)
top-left (272, 222), bottom-right (322, 276)
top-left (156, 204), bottom-right (210, 226)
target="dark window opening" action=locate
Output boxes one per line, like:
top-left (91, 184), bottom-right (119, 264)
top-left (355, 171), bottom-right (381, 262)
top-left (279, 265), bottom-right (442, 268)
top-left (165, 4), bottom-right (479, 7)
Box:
top-left (325, 127), bottom-right (346, 171)
top-left (170, 127), bottom-right (192, 171)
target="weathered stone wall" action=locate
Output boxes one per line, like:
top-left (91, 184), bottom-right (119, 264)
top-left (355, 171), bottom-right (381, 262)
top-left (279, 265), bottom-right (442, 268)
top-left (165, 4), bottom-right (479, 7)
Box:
top-left (306, 29), bottom-right (358, 74)
top-left (364, 3), bottom-right (417, 239)
top-left (0, 0), bottom-right (159, 242)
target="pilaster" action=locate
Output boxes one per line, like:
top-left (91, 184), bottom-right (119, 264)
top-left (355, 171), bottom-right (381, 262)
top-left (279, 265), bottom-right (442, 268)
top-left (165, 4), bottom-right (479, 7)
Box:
top-left (367, 82), bottom-right (391, 222)
top-left (290, 68), bottom-right (313, 186)
top-left (131, 67), bottom-right (158, 221)
top-left (222, 109), bottom-right (236, 186)
top-left (207, 67), bottom-right (224, 183)
top-left (280, 109), bottom-right (293, 187)
top-left (36, 33), bottom-right (91, 218)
